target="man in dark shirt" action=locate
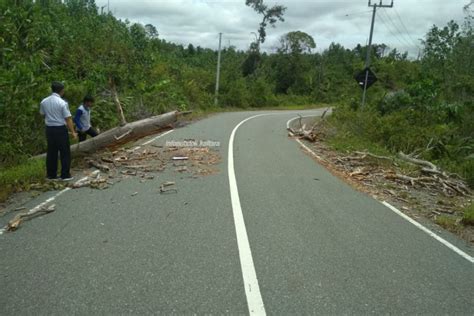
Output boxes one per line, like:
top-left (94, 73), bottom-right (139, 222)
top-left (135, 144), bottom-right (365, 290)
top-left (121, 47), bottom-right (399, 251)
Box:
top-left (74, 95), bottom-right (98, 142)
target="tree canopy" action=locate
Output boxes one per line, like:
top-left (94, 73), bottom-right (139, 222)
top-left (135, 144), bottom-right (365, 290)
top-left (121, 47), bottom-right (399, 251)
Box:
top-left (278, 31), bottom-right (316, 54)
top-left (245, 0), bottom-right (287, 48)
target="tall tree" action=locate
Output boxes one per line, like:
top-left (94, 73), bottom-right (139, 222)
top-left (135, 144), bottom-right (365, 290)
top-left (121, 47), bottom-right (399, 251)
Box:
top-left (422, 20), bottom-right (461, 62)
top-left (243, 0), bottom-right (286, 76)
top-left (144, 24), bottom-right (159, 39)
top-left (245, 0), bottom-right (286, 50)
top-left (421, 20), bottom-right (465, 98)
top-left (278, 31), bottom-right (316, 55)
top-left (274, 31), bottom-right (316, 94)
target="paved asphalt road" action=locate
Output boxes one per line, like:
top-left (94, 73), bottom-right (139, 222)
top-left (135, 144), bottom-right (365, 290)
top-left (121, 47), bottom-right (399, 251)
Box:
top-left (1, 110), bottom-right (473, 315)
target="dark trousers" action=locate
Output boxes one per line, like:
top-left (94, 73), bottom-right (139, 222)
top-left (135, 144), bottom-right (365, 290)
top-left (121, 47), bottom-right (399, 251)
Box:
top-left (78, 127), bottom-right (98, 142)
top-left (46, 126), bottom-right (71, 179)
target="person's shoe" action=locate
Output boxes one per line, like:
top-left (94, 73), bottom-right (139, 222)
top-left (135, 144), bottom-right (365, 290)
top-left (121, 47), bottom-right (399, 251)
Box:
top-left (46, 177), bottom-right (59, 181)
top-left (61, 176), bottom-right (74, 181)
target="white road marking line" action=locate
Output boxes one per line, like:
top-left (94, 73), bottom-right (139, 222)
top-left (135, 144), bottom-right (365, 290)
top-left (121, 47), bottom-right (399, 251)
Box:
top-left (142, 129), bottom-right (174, 145)
top-left (382, 201), bottom-right (474, 264)
top-left (295, 138), bottom-right (324, 161)
top-left (286, 115), bottom-right (474, 264)
top-left (2, 127), bottom-right (174, 236)
top-left (287, 115), bottom-right (324, 160)
top-left (229, 114), bottom-right (268, 315)
top-left (0, 171), bottom-right (100, 235)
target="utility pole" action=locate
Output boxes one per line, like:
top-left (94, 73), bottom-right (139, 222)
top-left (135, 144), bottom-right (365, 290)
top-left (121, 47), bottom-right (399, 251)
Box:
top-left (361, 0), bottom-right (393, 107)
top-left (214, 33), bottom-right (223, 107)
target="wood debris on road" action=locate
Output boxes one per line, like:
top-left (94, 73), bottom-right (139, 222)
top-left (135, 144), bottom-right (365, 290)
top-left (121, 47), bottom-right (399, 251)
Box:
top-left (6, 204), bottom-right (56, 232)
top-left (288, 108), bottom-right (329, 142)
top-left (0, 138), bottom-right (222, 234)
top-left (82, 141), bottom-right (221, 181)
top-left (160, 181), bottom-right (177, 194)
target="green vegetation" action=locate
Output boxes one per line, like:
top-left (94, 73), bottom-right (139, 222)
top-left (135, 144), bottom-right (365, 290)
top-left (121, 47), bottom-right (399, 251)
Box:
top-left (462, 203), bottom-right (474, 225)
top-left (0, 1), bottom-right (472, 193)
top-left (326, 13), bottom-right (474, 187)
top-left (0, 159), bottom-right (45, 202)
top-left (435, 215), bottom-right (458, 231)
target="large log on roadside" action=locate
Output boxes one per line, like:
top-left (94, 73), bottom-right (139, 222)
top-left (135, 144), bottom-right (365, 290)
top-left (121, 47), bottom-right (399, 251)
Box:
top-left (70, 111), bottom-right (179, 154)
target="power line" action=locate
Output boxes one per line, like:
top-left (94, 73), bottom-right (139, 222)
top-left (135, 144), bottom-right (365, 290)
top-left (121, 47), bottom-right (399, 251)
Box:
top-left (380, 10), bottom-right (414, 48)
top-left (337, 10), bottom-right (372, 18)
top-left (377, 11), bottom-right (408, 47)
top-left (393, 8), bottom-right (421, 49)
top-left (378, 9), bottom-right (418, 51)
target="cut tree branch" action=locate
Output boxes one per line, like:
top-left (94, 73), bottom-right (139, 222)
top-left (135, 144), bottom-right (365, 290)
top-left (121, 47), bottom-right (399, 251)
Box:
top-left (109, 77), bottom-right (127, 126)
top-left (398, 151), bottom-right (438, 171)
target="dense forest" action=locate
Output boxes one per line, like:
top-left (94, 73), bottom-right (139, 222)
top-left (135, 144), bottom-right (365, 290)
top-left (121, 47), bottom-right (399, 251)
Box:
top-left (0, 0), bottom-right (472, 185)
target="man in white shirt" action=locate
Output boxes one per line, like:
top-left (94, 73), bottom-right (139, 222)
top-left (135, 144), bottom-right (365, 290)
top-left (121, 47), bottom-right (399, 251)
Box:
top-left (40, 82), bottom-right (77, 181)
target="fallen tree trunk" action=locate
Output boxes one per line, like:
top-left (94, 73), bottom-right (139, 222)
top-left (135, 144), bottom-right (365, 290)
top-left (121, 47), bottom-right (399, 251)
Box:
top-left (70, 111), bottom-right (179, 154)
top-left (398, 152), bottom-right (440, 173)
top-left (33, 111), bottom-right (180, 158)
top-left (349, 151), bottom-right (395, 162)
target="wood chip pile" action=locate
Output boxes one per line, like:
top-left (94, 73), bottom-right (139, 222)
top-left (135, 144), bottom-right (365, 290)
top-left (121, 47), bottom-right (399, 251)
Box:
top-left (74, 143), bottom-right (221, 190)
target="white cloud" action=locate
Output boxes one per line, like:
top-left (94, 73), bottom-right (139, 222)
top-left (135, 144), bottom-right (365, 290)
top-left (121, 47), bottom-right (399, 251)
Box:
top-left (96, 0), bottom-right (468, 56)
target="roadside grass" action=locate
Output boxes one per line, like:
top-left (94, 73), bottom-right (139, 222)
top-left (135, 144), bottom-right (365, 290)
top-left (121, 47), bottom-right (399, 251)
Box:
top-left (325, 129), bottom-right (427, 176)
top-left (462, 203), bottom-right (474, 226)
top-left (435, 215), bottom-right (459, 231)
top-left (327, 132), bottom-right (390, 156)
top-left (324, 132), bottom-right (421, 172)
top-left (0, 158), bottom-right (45, 203)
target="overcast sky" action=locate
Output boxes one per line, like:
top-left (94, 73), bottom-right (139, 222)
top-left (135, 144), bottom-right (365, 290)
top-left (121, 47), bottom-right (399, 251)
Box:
top-left (94, 0), bottom-right (468, 57)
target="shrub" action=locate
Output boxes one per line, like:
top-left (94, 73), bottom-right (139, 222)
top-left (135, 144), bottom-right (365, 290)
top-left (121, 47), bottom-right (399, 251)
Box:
top-left (378, 90), bottom-right (412, 115)
top-left (459, 159), bottom-right (474, 188)
top-left (462, 203), bottom-right (474, 226)
top-left (222, 78), bottom-right (250, 108)
top-left (435, 215), bottom-right (458, 231)
top-left (248, 78), bottom-right (275, 107)
top-left (0, 158), bottom-right (45, 202)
